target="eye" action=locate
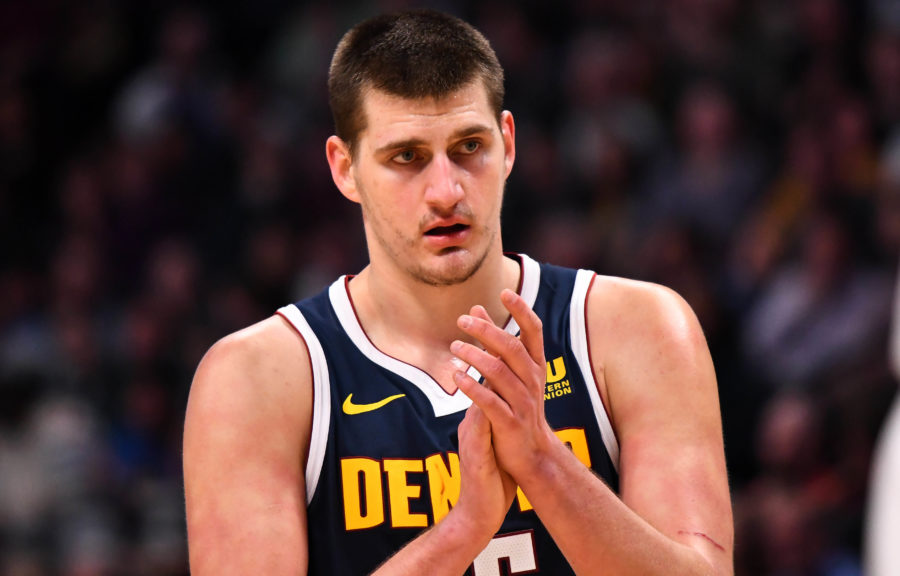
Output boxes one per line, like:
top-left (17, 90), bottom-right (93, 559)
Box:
top-left (460, 140), bottom-right (480, 154)
top-left (393, 150), bottom-right (418, 164)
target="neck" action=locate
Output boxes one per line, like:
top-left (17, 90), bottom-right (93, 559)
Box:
top-left (348, 250), bottom-right (521, 357)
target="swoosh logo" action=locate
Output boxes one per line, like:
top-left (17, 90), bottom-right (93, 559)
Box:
top-left (342, 393), bottom-right (406, 415)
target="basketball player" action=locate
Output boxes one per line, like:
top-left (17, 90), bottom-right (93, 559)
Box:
top-left (183, 10), bottom-right (733, 575)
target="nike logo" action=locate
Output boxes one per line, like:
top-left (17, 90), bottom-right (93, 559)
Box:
top-left (342, 393), bottom-right (406, 415)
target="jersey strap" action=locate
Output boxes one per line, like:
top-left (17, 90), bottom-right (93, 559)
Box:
top-left (569, 269), bottom-right (620, 470)
top-left (276, 304), bottom-right (332, 503)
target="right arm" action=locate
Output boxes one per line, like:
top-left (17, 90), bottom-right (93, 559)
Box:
top-left (184, 316), bottom-right (312, 574)
top-left (184, 315), bottom-right (513, 576)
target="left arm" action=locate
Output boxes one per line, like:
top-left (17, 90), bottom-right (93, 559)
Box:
top-left (452, 283), bottom-right (733, 575)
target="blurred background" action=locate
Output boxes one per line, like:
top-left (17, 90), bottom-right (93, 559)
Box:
top-left (1, 0), bottom-right (899, 574)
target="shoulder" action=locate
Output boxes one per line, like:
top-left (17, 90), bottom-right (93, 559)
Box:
top-left (586, 274), bottom-right (709, 362)
top-left (185, 314), bottom-right (313, 456)
top-left (583, 275), bottom-right (717, 428)
top-left (184, 315), bottom-right (313, 572)
top-left (194, 313), bottom-right (311, 384)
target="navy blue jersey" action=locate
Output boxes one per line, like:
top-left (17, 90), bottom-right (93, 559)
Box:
top-left (277, 254), bottom-right (619, 575)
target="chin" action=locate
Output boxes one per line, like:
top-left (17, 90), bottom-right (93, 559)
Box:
top-left (411, 248), bottom-right (487, 287)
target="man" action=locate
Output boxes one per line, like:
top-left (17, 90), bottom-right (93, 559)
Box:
top-left (183, 9), bottom-right (733, 575)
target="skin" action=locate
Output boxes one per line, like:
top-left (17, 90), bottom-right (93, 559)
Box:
top-left (183, 79), bottom-right (734, 575)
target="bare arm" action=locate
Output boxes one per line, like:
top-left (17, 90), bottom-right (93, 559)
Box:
top-left (453, 283), bottom-right (733, 575)
top-left (184, 316), bottom-right (312, 575)
top-left (589, 278), bottom-right (733, 573)
top-left (185, 315), bottom-right (515, 576)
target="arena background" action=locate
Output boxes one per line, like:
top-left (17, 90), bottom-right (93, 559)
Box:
top-left (1, 0), bottom-right (899, 574)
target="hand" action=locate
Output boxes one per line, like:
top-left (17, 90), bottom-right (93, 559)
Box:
top-left (451, 289), bottom-right (559, 482)
top-left (453, 403), bottom-right (517, 537)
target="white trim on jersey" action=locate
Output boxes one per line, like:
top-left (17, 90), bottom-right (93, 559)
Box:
top-left (328, 281), bottom-right (472, 417)
top-left (327, 254), bottom-right (543, 418)
top-left (277, 304), bottom-right (331, 504)
top-left (570, 269), bottom-right (621, 471)
top-left (505, 253), bottom-right (541, 339)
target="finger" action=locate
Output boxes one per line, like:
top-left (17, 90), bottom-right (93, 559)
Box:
top-left (457, 314), bottom-right (537, 390)
top-left (459, 403), bottom-right (490, 449)
top-left (467, 305), bottom-right (503, 379)
top-left (452, 339), bottom-right (534, 413)
top-left (501, 289), bottom-right (545, 365)
top-left (450, 353), bottom-right (470, 375)
top-left (469, 304), bottom-right (495, 325)
top-left (467, 305), bottom-right (498, 362)
top-left (454, 366), bottom-right (514, 424)
top-left (463, 402), bottom-right (487, 432)
top-left (458, 410), bottom-right (497, 486)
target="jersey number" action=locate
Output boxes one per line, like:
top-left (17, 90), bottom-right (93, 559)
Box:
top-left (472, 531), bottom-right (537, 575)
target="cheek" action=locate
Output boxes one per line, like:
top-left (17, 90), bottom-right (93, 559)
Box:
top-left (460, 150), bottom-right (494, 177)
top-left (361, 193), bottom-right (412, 236)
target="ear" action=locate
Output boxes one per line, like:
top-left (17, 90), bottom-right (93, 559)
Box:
top-left (500, 110), bottom-right (516, 179)
top-left (326, 135), bottom-right (361, 204)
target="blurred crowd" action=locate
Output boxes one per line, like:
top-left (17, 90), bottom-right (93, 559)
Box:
top-left (1, 0), bottom-right (899, 574)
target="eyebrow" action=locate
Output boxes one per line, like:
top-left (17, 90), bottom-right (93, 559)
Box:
top-left (452, 123), bottom-right (494, 140)
top-left (373, 123), bottom-right (494, 156)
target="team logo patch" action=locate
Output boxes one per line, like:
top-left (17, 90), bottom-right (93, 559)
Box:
top-left (545, 356), bottom-right (572, 400)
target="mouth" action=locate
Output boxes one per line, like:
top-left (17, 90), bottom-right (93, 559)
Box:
top-left (424, 223), bottom-right (470, 236)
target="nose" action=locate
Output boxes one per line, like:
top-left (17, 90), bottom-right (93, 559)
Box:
top-left (423, 153), bottom-right (464, 210)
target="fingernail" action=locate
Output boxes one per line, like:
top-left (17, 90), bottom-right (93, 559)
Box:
top-left (458, 315), bottom-right (473, 329)
top-left (450, 356), bottom-right (468, 371)
top-left (450, 340), bottom-right (463, 354)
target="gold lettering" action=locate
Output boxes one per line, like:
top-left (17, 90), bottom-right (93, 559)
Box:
top-left (425, 453), bottom-right (461, 524)
top-left (517, 428), bottom-right (591, 512)
top-left (546, 356), bottom-right (567, 383)
top-left (556, 428), bottom-right (592, 468)
top-left (383, 459), bottom-right (428, 528)
top-left (516, 485), bottom-right (532, 512)
top-left (544, 380), bottom-right (571, 400)
top-left (342, 458), bottom-right (384, 530)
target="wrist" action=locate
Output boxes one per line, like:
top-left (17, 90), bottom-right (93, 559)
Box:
top-left (513, 434), bottom-right (575, 494)
top-left (437, 503), bottom-right (499, 554)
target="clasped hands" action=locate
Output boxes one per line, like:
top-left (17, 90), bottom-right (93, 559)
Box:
top-left (451, 288), bottom-right (561, 536)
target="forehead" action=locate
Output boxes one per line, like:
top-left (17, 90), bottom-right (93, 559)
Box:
top-left (358, 81), bottom-right (498, 147)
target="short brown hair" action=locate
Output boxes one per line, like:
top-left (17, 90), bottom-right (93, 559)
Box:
top-left (328, 9), bottom-right (505, 153)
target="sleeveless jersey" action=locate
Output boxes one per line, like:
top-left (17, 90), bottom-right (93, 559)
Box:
top-left (277, 254), bottom-right (620, 575)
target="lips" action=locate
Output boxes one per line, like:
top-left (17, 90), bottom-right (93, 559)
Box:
top-left (424, 223), bottom-right (470, 236)
top-left (422, 220), bottom-right (472, 249)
